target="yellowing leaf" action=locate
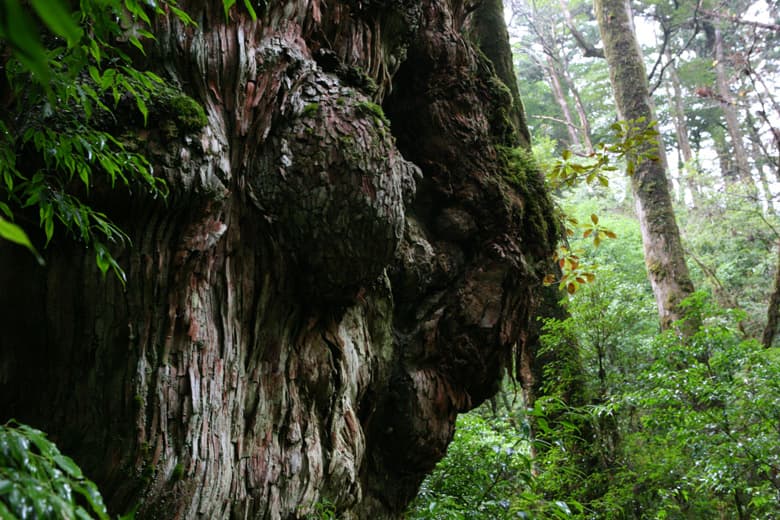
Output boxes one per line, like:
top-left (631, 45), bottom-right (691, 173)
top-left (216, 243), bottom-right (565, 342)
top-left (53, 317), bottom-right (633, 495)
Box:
top-left (591, 214), bottom-right (599, 225)
top-left (543, 274), bottom-right (556, 285)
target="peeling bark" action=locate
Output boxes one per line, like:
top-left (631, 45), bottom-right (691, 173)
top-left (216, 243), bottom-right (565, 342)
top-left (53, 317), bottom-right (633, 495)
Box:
top-left (0, 1), bottom-right (556, 518)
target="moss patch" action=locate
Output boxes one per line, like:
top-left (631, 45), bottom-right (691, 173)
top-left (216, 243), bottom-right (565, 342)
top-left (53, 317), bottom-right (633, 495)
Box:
top-left (302, 103), bottom-right (320, 117)
top-left (152, 86), bottom-right (208, 134)
top-left (496, 145), bottom-right (559, 254)
top-left (343, 65), bottom-right (378, 95)
top-left (357, 101), bottom-right (390, 127)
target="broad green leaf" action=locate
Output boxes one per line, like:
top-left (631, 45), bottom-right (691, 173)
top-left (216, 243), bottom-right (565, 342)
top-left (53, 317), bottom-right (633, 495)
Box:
top-left (53, 454), bottom-right (83, 479)
top-left (223, 0), bottom-right (237, 18)
top-left (243, 0), bottom-right (257, 19)
top-left (30, 0), bottom-right (82, 45)
top-left (2, 0), bottom-right (51, 82)
top-left (0, 217), bottom-right (44, 264)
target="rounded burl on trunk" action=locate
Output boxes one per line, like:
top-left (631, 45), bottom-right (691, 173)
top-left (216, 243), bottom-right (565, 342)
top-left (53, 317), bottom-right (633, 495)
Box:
top-left (0, 1), bottom-right (557, 518)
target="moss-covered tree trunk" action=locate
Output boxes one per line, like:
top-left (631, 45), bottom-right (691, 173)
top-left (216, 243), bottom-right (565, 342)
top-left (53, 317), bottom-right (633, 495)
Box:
top-left (0, 1), bottom-right (557, 518)
top-left (594, 0), bottom-right (697, 331)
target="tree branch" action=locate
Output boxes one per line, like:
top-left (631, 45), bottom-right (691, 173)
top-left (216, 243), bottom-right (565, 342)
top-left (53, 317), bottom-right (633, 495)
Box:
top-left (558, 0), bottom-right (604, 58)
top-left (699, 8), bottom-right (780, 32)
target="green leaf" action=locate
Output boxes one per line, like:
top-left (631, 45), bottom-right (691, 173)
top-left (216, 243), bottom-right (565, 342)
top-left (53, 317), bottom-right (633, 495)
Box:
top-left (168, 5), bottom-right (196, 25)
top-left (135, 95), bottom-right (148, 125)
top-left (2, 0), bottom-right (51, 82)
top-left (554, 501), bottom-right (572, 515)
top-left (223, 0), bottom-right (237, 18)
top-left (243, 0), bottom-right (257, 19)
top-left (0, 217), bottom-right (44, 264)
top-left (29, 0), bottom-right (82, 45)
top-left (53, 454), bottom-right (83, 479)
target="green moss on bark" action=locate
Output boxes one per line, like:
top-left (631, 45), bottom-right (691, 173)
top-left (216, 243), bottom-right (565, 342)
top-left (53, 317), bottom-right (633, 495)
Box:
top-left (151, 86), bottom-right (208, 134)
top-left (496, 145), bottom-right (559, 253)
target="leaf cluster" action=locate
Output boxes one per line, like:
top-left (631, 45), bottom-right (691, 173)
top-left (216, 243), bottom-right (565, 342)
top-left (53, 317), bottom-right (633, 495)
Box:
top-left (0, 0), bottom-right (195, 280)
top-left (548, 117), bottom-right (660, 189)
top-left (0, 421), bottom-right (113, 519)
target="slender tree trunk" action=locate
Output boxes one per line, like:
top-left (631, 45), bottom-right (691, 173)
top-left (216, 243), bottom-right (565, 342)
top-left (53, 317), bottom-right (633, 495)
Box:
top-left (545, 55), bottom-right (583, 149)
top-left (469, 0), bottom-right (532, 148)
top-left (713, 25), bottom-right (754, 188)
top-left (560, 54), bottom-right (595, 153)
top-left (746, 109), bottom-right (776, 214)
top-left (713, 128), bottom-right (737, 185)
top-left (594, 0), bottom-right (698, 331)
top-left (0, 2), bottom-right (558, 518)
top-left (667, 54), bottom-right (702, 207)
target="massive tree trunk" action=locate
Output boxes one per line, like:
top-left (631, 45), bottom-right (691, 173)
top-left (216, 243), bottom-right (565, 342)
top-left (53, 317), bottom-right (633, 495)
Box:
top-left (594, 0), bottom-right (697, 331)
top-left (0, 1), bottom-right (557, 518)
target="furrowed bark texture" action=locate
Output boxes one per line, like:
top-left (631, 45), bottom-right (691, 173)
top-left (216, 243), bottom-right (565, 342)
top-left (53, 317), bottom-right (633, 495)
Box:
top-left (594, 0), bottom-right (697, 331)
top-left (0, 1), bottom-right (557, 518)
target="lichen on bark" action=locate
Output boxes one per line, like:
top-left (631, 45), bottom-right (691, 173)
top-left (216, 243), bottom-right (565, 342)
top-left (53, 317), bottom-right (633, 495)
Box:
top-left (0, 1), bottom-right (558, 519)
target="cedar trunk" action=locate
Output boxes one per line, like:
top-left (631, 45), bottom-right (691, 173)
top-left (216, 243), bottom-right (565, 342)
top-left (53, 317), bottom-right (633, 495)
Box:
top-left (0, 1), bottom-right (557, 518)
top-left (594, 0), bottom-right (697, 331)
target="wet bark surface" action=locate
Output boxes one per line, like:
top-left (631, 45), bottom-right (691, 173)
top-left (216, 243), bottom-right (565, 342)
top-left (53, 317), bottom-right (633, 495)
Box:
top-left (0, 2), bottom-right (556, 518)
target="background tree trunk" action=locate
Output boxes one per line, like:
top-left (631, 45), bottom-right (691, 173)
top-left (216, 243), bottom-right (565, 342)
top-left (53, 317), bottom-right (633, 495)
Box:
top-left (594, 0), bottom-right (697, 331)
top-left (713, 25), bottom-right (754, 187)
top-left (0, 1), bottom-right (557, 518)
top-left (545, 55), bottom-right (583, 149)
top-left (667, 55), bottom-right (702, 207)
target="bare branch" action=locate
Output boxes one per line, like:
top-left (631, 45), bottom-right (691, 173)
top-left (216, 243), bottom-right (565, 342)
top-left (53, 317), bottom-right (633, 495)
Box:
top-left (531, 114), bottom-right (580, 130)
top-left (558, 0), bottom-right (604, 58)
top-left (699, 8), bottom-right (780, 32)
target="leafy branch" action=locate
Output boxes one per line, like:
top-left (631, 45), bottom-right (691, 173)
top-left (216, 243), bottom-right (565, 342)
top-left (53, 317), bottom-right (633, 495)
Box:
top-left (0, 0), bottom-right (193, 282)
top-left (543, 118), bottom-right (661, 293)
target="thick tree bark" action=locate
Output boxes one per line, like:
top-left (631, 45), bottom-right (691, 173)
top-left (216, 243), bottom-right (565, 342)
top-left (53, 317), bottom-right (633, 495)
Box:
top-left (470, 3), bottom-right (585, 449)
top-left (0, 1), bottom-right (557, 518)
top-left (470, 0), bottom-right (532, 148)
top-left (594, 0), bottom-right (697, 331)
